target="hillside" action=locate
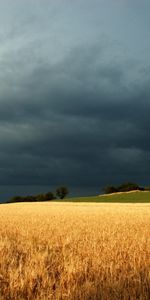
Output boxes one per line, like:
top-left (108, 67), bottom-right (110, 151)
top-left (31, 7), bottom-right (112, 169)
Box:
top-left (2, 190), bottom-right (150, 204)
top-left (64, 190), bottom-right (150, 203)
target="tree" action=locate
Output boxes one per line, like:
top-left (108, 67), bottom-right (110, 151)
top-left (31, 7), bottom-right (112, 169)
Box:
top-left (56, 186), bottom-right (69, 199)
top-left (103, 182), bottom-right (140, 194)
top-left (45, 192), bottom-right (55, 200)
top-left (23, 195), bottom-right (37, 202)
top-left (118, 182), bottom-right (140, 192)
top-left (35, 194), bottom-right (47, 202)
top-left (8, 196), bottom-right (23, 203)
top-left (103, 185), bottom-right (118, 194)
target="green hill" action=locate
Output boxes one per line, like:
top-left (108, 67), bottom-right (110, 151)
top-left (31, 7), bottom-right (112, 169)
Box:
top-left (63, 191), bottom-right (150, 203)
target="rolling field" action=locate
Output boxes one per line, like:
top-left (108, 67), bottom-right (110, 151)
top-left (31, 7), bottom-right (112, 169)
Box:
top-left (0, 201), bottom-right (150, 299)
top-left (65, 190), bottom-right (150, 203)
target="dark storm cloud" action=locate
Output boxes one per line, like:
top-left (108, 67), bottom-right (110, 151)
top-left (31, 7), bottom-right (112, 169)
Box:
top-left (1, 40), bottom-right (150, 191)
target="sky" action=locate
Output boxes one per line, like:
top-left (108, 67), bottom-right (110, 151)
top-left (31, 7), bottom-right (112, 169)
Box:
top-left (0, 0), bottom-right (150, 200)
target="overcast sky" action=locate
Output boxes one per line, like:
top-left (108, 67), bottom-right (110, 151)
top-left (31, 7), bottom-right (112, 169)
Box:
top-left (0, 0), bottom-right (150, 199)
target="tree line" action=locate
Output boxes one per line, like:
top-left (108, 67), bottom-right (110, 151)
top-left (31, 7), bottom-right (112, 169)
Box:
top-left (103, 182), bottom-right (149, 194)
top-left (7, 186), bottom-right (69, 203)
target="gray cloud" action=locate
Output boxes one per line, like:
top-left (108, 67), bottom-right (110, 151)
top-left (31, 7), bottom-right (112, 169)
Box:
top-left (0, 1), bottom-right (150, 199)
top-left (1, 40), bottom-right (150, 194)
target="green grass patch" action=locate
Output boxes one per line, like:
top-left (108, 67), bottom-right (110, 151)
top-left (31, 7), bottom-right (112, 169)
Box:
top-left (60, 191), bottom-right (150, 203)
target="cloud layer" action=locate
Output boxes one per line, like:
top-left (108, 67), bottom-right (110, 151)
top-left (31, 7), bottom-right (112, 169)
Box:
top-left (0, 0), bottom-right (150, 197)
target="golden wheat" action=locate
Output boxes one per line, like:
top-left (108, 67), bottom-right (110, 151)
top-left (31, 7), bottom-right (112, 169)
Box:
top-left (0, 202), bottom-right (150, 300)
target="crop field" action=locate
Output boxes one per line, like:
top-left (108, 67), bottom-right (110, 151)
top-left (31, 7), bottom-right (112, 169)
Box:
top-left (0, 202), bottom-right (150, 300)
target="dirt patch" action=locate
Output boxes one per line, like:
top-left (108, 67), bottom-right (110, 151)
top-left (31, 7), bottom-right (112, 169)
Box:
top-left (98, 190), bottom-right (149, 197)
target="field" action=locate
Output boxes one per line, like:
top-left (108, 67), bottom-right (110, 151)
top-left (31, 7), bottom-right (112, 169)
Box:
top-left (0, 201), bottom-right (150, 299)
top-left (65, 190), bottom-right (150, 203)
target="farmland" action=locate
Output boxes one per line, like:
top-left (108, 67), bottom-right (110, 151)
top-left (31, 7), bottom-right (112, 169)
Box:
top-left (0, 201), bottom-right (150, 299)
top-left (63, 190), bottom-right (150, 203)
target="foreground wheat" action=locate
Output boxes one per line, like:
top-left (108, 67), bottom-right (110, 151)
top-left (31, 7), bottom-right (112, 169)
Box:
top-left (0, 202), bottom-right (150, 300)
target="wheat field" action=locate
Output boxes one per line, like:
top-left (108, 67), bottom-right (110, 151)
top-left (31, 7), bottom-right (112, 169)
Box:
top-left (0, 202), bottom-right (150, 300)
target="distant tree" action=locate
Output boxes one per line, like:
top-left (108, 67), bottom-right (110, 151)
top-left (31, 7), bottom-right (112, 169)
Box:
top-left (8, 196), bottom-right (23, 203)
top-left (8, 195), bottom-right (38, 203)
top-left (102, 182), bottom-right (141, 194)
top-left (138, 186), bottom-right (145, 191)
top-left (45, 192), bottom-right (55, 200)
top-left (56, 186), bottom-right (69, 199)
top-left (35, 194), bottom-right (47, 202)
top-left (7, 187), bottom-right (68, 203)
top-left (103, 185), bottom-right (118, 194)
top-left (118, 182), bottom-right (140, 192)
top-left (140, 186), bottom-right (150, 191)
top-left (23, 195), bottom-right (37, 202)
